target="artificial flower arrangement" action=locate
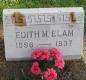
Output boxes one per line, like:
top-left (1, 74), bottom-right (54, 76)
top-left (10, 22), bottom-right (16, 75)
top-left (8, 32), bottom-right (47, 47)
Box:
top-left (22, 48), bottom-right (65, 80)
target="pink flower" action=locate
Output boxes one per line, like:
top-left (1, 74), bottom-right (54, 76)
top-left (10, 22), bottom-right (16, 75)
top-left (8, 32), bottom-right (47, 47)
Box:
top-left (32, 49), bottom-right (42, 59)
top-left (55, 59), bottom-right (65, 69)
top-left (39, 49), bottom-right (50, 60)
top-left (44, 68), bottom-right (57, 80)
top-left (31, 61), bottom-right (41, 76)
top-left (51, 48), bottom-right (62, 59)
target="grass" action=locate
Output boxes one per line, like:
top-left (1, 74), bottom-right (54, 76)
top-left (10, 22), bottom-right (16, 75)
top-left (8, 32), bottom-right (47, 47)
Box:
top-left (0, 0), bottom-right (86, 34)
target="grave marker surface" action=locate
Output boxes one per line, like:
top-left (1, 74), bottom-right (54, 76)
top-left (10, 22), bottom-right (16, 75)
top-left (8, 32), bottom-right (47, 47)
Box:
top-left (3, 7), bottom-right (84, 61)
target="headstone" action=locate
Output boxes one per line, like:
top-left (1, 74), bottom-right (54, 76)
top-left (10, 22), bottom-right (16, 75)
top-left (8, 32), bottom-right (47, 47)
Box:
top-left (3, 7), bottom-right (84, 61)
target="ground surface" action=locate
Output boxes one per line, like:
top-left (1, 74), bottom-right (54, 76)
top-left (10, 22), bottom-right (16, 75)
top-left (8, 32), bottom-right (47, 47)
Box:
top-left (0, 25), bottom-right (86, 80)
